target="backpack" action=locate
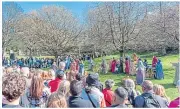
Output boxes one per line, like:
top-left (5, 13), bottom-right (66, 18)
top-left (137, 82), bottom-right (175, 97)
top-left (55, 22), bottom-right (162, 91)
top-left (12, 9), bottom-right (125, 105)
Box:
top-left (85, 88), bottom-right (100, 108)
top-left (142, 93), bottom-right (161, 108)
top-left (127, 90), bottom-right (136, 106)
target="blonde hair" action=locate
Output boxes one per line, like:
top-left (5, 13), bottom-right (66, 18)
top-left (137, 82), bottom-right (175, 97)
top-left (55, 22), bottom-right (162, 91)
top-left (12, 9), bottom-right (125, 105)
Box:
top-left (57, 80), bottom-right (71, 98)
top-left (153, 84), bottom-right (170, 102)
top-left (46, 92), bottom-right (67, 108)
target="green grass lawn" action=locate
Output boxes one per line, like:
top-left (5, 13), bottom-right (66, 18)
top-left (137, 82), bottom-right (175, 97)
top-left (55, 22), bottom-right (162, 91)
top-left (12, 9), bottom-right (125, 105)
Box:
top-left (84, 52), bottom-right (179, 100)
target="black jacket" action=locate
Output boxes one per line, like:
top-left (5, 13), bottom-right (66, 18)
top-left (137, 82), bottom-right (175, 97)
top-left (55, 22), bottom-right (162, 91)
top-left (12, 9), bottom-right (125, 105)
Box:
top-left (68, 96), bottom-right (94, 108)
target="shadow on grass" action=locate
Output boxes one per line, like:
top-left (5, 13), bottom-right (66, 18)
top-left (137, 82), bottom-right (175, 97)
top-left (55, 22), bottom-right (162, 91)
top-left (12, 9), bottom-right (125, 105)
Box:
top-left (160, 83), bottom-right (176, 89)
top-left (115, 81), bottom-right (122, 87)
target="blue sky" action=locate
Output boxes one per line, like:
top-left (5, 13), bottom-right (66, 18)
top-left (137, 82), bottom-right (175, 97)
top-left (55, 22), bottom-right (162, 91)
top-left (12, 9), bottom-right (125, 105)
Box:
top-left (14, 2), bottom-right (96, 22)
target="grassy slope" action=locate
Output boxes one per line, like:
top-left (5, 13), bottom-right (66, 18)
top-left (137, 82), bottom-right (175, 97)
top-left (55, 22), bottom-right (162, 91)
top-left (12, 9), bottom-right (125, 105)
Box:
top-left (84, 52), bottom-right (179, 100)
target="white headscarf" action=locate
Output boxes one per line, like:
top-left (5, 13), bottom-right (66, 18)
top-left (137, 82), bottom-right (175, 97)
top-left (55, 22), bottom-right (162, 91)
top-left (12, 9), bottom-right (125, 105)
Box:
top-left (138, 60), bottom-right (145, 70)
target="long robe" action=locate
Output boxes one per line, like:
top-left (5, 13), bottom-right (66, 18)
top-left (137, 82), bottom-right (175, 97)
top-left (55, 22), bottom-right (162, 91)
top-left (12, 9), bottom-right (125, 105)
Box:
top-left (119, 58), bottom-right (124, 73)
top-left (125, 60), bottom-right (130, 74)
top-left (111, 60), bottom-right (116, 73)
top-left (65, 57), bottom-right (71, 70)
top-left (88, 59), bottom-right (94, 71)
top-left (136, 61), bottom-right (145, 85)
top-left (152, 56), bottom-right (158, 67)
top-left (109, 60), bottom-right (112, 72)
top-left (172, 62), bottom-right (180, 85)
top-left (129, 60), bottom-right (135, 75)
top-left (155, 60), bottom-right (164, 79)
top-left (79, 63), bottom-right (84, 76)
top-left (101, 60), bottom-right (107, 74)
top-left (75, 59), bottom-right (80, 71)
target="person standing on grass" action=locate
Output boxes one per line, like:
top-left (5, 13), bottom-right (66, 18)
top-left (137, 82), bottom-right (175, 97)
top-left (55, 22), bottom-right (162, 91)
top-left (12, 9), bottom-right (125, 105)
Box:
top-left (171, 62), bottom-right (180, 85)
top-left (143, 59), bottom-right (148, 71)
top-left (152, 56), bottom-right (158, 67)
top-left (88, 57), bottom-right (94, 71)
top-left (111, 57), bottom-right (116, 73)
top-left (155, 60), bottom-right (164, 79)
top-left (79, 60), bottom-right (85, 76)
top-left (136, 59), bottom-right (145, 85)
top-left (102, 79), bottom-right (115, 107)
top-left (65, 55), bottom-right (71, 70)
top-left (168, 80), bottom-right (180, 108)
top-left (129, 59), bottom-right (136, 75)
top-left (125, 57), bottom-right (130, 75)
top-left (101, 58), bottom-right (107, 74)
top-left (51, 61), bottom-right (57, 73)
top-left (152, 56), bottom-right (158, 74)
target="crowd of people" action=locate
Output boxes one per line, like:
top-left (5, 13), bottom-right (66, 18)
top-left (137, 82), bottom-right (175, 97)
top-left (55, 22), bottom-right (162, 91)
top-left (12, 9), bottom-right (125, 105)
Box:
top-left (102, 54), bottom-right (165, 85)
top-left (2, 54), bottom-right (180, 108)
top-left (2, 57), bottom-right (54, 68)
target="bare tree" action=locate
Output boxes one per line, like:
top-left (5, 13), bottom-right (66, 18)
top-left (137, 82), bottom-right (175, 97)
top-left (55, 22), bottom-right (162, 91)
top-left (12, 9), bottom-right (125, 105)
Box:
top-left (18, 5), bottom-right (82, 57)
top-left (92, 2), bottom-right (146, 58)
top-left (2, 2), bottom-right (23, 56)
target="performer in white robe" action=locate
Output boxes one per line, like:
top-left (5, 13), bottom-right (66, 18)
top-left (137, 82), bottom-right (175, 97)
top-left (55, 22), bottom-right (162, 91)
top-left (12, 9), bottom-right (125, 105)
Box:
top-left (172, 62), bottom-right (180, 85)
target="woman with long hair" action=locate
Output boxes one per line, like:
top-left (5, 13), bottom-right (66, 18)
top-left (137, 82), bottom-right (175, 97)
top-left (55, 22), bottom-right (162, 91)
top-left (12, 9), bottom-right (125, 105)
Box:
top-left (153, 84), bottom-right (170, 106)
top-left (27, 73), bottom-right (50, 108)
top-left (46, 92), bottom-right (67, 108)
top-left (57, 80), bottom-right (71, 99)
top-left (68, 60), bottom-right (78, 82)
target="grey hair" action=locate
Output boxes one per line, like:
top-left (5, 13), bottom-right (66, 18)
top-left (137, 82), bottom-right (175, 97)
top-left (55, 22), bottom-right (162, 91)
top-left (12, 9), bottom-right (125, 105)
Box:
top-left (59, 62), bottom-right (65, 70)
top-left (124, 79), bottom-right (135, 90)
top-left (105, 79), bottom-right (114, 88)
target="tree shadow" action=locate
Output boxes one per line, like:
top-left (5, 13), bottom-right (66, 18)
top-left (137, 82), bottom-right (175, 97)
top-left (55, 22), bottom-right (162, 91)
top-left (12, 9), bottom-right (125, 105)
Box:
top-left (160, 83), bottom-right (176, 89)
top-left (115, 81), bottom-right (122, 87)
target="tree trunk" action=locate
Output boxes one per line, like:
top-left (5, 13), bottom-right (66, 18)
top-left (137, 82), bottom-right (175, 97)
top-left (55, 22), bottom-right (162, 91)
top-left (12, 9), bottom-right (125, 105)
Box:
top-left (27, 47), bottom-right (32, 57)
top-left (119, 50), bottom-right (124, 73)
top-left (2, 47), bottom-right (6, 58)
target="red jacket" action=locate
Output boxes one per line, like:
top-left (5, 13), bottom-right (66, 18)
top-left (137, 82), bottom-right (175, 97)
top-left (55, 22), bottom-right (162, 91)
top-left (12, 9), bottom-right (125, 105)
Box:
top-left (48, 78), bottom-right (62, 93)
top-left (102, 88), bottom-right (114, 107)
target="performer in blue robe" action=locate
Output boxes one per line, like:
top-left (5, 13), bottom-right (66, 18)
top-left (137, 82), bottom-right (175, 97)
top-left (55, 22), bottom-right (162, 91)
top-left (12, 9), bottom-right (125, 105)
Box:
top-left (155, 60), bottom-right (164, 80)
top-left (79, 60), bottom-right (84, 76)
top-left (65, 56), bottom-right (71, 70)
top-left (88, 57), bottom-right (94, 71)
